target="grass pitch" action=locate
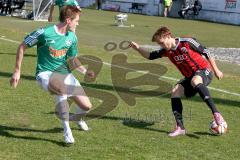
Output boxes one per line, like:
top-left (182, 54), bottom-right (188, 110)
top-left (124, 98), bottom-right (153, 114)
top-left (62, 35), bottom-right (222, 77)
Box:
top-left (0, 9), bottom-right (240, 160)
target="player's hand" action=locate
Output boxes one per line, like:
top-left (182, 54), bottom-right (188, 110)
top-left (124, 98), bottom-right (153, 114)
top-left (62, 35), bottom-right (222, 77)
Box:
top-left (215, 70), bottom-right (223, 80)
top-left (10, 71), bottom-right (20, 88)
top-left (129, 41), bottom-right (140, 50)
top-left (86, 70), bottom-right (95, 79)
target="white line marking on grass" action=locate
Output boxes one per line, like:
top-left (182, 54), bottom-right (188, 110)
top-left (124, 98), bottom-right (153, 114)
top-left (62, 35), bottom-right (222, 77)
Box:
top-left (0, 36), bottom-right (239, 97)
top-left (0, 36), bottom-right (20, 44)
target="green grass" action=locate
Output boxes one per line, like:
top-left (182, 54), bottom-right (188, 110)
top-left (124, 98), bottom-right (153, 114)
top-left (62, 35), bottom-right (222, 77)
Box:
top-left (0, 9), bottom-right (240, 160)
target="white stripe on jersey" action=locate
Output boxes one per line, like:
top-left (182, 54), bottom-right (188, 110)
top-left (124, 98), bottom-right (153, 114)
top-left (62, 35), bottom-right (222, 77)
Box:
top-left (180, 37), bottom-right (211, 58)
top-left (25, 29), bottom-right (44, 46)
top-left (203, 48), bottom-right (211, 58)
top-left (74, 0), bottom-right (79, 6)
top-left (189, 39), bottom-right (200, 48)
top-left (180, 38), bottom-right (200, 48)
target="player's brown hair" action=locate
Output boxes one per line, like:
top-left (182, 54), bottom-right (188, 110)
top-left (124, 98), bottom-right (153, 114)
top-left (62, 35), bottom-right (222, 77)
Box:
top-left (59, 6), bottom-right (81, 23)
top-left (152, 26), bottom-right (172, 42)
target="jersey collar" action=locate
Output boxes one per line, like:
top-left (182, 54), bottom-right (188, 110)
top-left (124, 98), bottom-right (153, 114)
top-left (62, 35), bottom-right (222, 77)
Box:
top-left (172, 37), bottom-right (180, 50)
top-left (54, 25), bottom-right (65, 36)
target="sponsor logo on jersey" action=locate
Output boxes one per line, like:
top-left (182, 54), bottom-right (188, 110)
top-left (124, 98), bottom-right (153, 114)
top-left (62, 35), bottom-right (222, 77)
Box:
top-left (49, 47), bottom-right (67, 58)
top-left (173, 54), bottom-right (188, 62)
top-left (65, 39), bottom-right (72, 47)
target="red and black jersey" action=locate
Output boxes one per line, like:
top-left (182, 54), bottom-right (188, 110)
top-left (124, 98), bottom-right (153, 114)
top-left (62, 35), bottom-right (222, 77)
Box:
top-left (149, 38), bottom-right (211, 78)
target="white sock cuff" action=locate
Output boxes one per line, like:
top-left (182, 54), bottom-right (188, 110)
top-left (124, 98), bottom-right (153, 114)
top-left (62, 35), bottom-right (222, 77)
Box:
top-left (62, 120), bottom-right (71, 131)
top-left (56, 95), bottom-right (68, 104)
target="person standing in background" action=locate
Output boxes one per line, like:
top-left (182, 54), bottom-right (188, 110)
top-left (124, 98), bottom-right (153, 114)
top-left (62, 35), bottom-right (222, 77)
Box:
top-left (163, 0), bottom-right (172, 17)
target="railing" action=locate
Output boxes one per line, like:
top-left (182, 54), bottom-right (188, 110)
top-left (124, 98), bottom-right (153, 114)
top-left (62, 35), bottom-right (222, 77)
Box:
top-left (107, 0), bottom-right (148, 4)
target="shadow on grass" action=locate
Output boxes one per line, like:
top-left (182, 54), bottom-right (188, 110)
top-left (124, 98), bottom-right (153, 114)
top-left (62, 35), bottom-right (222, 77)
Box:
top-left (0, 71), bottom-right (35, 80)
top-left (0, 52), bottom-right (36, 57)
top-left (101, 115), bottom-right (167, 134)
top-left (193, 131), bottom-right (217, 136)
top-left (0, 125), bottom-right (72, 147)
top-left (101, 115), bottom-right (200, 139)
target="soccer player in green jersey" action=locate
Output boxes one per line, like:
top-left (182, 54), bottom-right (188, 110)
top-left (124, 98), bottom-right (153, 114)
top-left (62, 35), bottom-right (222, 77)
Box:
top-left (10, 6), bottom-right (93, 144)
top-left (48, 0), bottom-right (81, 22)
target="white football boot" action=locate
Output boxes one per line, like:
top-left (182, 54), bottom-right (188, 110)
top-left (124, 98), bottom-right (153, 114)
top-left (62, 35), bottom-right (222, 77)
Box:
top-left (77, 119), bottom-right (89, 131)
top-left (64, 128), bottom-right (75, 144)
top-left (75, 107), bottom-right (89, 131)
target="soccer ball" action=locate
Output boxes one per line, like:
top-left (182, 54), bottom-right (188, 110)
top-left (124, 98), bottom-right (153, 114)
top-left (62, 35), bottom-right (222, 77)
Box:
top-left (209, 120), bottom-right (228, 135)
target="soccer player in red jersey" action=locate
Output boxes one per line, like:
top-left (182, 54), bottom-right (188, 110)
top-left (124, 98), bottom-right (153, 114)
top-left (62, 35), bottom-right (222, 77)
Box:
top-left (129, 26), bottom-right (226, 136)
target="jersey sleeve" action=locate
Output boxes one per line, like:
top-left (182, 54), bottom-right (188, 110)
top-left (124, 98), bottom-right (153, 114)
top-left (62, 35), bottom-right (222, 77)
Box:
top-left (24, 28), bottom-right (44, 48)
top-left (188, 38), bottom-right (212, 59)
top-left (73, 0), bottom-right (79, 6)
top-left (149, 49), bottom-right (166, 60)
top-left (67, 35), bottom-right (78, 58)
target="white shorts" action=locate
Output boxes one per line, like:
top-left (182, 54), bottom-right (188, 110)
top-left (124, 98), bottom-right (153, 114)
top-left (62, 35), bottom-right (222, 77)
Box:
top-left (36, 71), bottom-right (82, 97)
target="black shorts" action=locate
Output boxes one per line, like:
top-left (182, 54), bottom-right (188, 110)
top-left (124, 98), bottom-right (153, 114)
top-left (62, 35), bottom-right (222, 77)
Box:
top-left (177, 69), bottom-right (213, 98)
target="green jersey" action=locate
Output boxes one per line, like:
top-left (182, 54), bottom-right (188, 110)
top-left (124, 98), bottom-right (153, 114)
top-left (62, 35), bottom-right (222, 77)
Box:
top-left (24, 25), bottom-right (78, 75)
top-left (55, 0), bottom-right (79, 10)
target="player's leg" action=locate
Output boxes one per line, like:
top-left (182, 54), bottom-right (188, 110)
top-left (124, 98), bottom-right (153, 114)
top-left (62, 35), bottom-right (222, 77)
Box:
top-left (55, 95), bottom-right (75, 144)
top-left (191, 73), bottom-right (218, 114)
top-left (169, 81), bottom-right (186, 137)
top-left (171, 84), bottom-right (185, 129)
top-left (167, 1), bottom-right (173, 16)
top-left (191, 69), bottom-right (225, 125)
top-left (164, 7), bottom-right (168, 17)
top-left (70, 90), bottom-right (92, 131)
top-left (64, 74), bottom-right (92, 131)
top-left (36, 71), bottom-right (74, 144)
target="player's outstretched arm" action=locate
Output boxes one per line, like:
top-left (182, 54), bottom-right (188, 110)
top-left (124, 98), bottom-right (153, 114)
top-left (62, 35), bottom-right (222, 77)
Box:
top-left (129, 41), bottom-right (150, 59)
top-left (68, 57), bottom-right (95, 78)
top-left (10, 42), bottom-right (28, 88)
top-left (208, 57), bottom-right (223, 80)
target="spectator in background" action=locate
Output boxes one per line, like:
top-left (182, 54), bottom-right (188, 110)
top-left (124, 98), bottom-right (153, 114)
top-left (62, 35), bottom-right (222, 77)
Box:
top-left (1, 0), bottom-right (12, 15)
top-left (96, 0), bottom-right (102, 10)
top-left (163, 0), bottom-right (172, 17)
top-left (193, 0), bottom-right (202, 15)
top-left (0, 0), bottom-right (4, 14)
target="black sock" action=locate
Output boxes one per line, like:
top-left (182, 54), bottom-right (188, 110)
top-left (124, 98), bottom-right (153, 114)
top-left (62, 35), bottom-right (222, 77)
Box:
top-left (171, 98), bottom-right (184, 129)
top-left (195, 83), bottom-right (218, 114)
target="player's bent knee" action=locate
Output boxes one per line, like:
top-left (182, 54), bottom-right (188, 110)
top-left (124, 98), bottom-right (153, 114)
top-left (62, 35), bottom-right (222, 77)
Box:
top-left (191, 76), bottom-right (202, 87)
top-left (171, 84), bottom-right (184, 98)
top-left (171, 91), bottom-right (181, 98)
top-left (83, 103), bottom-right (92, 110)
top-left (73, 96), bottom-right (93, 111)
